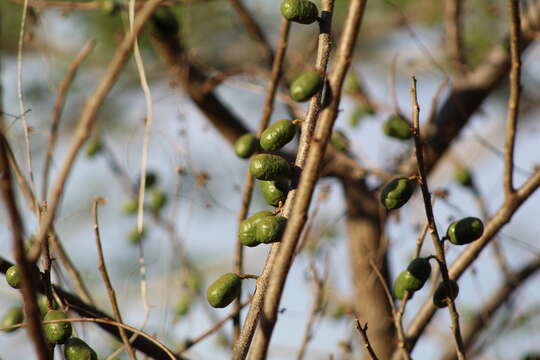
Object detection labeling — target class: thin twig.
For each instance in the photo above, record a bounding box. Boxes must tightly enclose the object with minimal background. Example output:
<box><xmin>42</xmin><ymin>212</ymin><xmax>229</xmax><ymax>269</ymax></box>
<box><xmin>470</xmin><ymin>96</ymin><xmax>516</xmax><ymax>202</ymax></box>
<box><xmin>92</xmin><ymin>198</ymin><xmax>137</xmax><ymax>360</ymax></box>
<box><xmin>354</xmin><ymin>320</ymin><xmax>380</xmax><ymax>360</ymax></box>
<box><xmin>444</xmin><ymin>0</ymin><xmax>466</xmax><ymax>74</ymax></box>
<box><xmin>503</xmin><ymin>0</ymin><xmax>522</xmax><ymax>197</ymax></box>
<box><xmin>410</xmin><ymin>76</ymin><xmax>466</xmax><ymax>360</ymax></box>
<box><xmin>42</xmin><ymin>39</ymin><xmax>96</xmax><ymax>199</ymax></box>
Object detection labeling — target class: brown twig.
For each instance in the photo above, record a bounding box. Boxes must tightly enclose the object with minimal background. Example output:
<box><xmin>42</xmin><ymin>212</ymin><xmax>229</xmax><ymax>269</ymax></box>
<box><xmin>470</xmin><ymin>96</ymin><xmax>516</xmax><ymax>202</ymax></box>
<box><xmin>42</xmin><ymin>39</ymin><xmax>96</xmax><ymax>199</ymax></box>
<box><xmin>503</xmin><ymin>0</ymin><xmax>522</xmax><ymax>197</ymax></box>
<box><xmin>8</xmin><ymin>0</ymin><xmax>210</xmax><ymax>10</ymax></box>
<box><xmin>31</xmin><ymin>0</ymin><xmax>165</xmax><ymax>259</ymax></box>
<box><xmin>410</xmin><ymin>76</ymin><xmax>466</xmax><ymax>360</ymax></box>
<box><xmin>355</xmin><ymin>320</ymin><xmax>380</xmax><ymax>360</ymax></box>
<box><xmin>92</xmin><ymin>198</ymin><xmax>137</xmax><ymax>360</ymax></box>
<box><xmin>414</xmin><ymin>220</ymin><xmax>429</xmax><ymax>258</ymax></box>
<box><xmin>444</xmin><ymin>0</ymin><xmax>466</xmax><ymax>75</ymax></box>
<box><xmin>249</xmin><ymin>1</ymin><xmax>368</xmax><ymax>358</ymax></box>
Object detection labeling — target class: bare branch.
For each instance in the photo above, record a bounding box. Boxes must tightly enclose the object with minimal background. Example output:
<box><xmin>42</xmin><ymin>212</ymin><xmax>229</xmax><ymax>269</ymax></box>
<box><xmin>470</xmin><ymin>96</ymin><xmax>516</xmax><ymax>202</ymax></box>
<box><xmin>355</xmin><ymin>320</ymin><xmax>380</xmax><ymax>360</ymax></box>
<box><xmin>444</xmin><ymin>0</ymin><xmax>466</xmax><ymax>74</ymax></box>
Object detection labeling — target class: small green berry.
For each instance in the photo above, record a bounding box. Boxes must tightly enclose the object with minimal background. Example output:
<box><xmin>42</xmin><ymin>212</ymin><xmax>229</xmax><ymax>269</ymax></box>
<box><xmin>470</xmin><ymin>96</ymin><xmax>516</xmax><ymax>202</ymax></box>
<box><xmin>290</xmin><ymin>71</ymin><xmax>323</xmax><ymax>102</ymax></box>
<box><xmin>64</xmin><ymin>337</ymin><xmax>98</xmax><ymax>360</ymax></box>
<box><xmin>446</xmin><ymin>217</ymin><xmax>484</xmax><ymax>245</ymax></box>
<box><xmin>234</xmin><ymin>134</ymin><xmax>259</xmax><ymax>159</ymax></box>
<box><xmin>206</xmin><ymin>273</ymin><xmax>241</xmax><ymax>308</ymax></box>
<box><xmin>280</xmin><ymin>0</ymin><xmax>319</xmax><ymax>24</ymax></box>
<box><xmin>6</xmin><ymin>265</ymin><xmax>21</xmax><ymax>289</ymax></box>
<box><xmin>383</xmin><ymin>115</ymin><xmax>412</xmax><ymax>140</ymax></box>
<box><xmin>454</xmin><ymin>167</ymin><xmax>473</xmax><ymax>187</ymax></box>
<box><xmin>380</xmin><ymin>177</ymin><xmax>415</xmax><ymax>210</ymax></box>
<box><xmin>43</xmin><ymin>310</ymin><xmax>72</xmax><ymax>344</ymax></box>
<box><xmin>85</xmin><ymin>139</ymin><xmax>103</xmax><ymax>158</ymax></box>
<box><xmin>433</xmin><ymin>280</ymin><xmax>459</xmax><ymax>308</ymax></box>
<box><xmin>1</xmin><ymin>306</ymin><xmax>24</xmax><ymax>333</ymax></box>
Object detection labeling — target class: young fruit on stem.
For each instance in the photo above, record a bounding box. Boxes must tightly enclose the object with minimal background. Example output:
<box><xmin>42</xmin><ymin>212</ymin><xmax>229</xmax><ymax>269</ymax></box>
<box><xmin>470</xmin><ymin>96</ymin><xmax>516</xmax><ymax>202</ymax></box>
<box><xmin>64</xmin><ymin>337</ymin><xmax>98</xmax><ymax>360</ymax></box>
<box><xmin>148</xmin><ymin>188</ymin><xmax>167</xmax><ymax>213</ymax></box>
<box><xmin>349</xmin><ymin>106</ymin><xmax>374</xmax><ymax>127</ymax></box>
<box><xmin>260</xmin><ymin>119</ymin><xmax>298</xmax><ymax>152</ymax></box>
<box><xmin>383</xmin><ymin>114</ymin><xmax>412</xmax><ymax>140</ymax></box>
<box><xmin>234</xmin><ymin>133</ymin><xmax>259</xmax><ymax>159</ymax></box>
<box><xmin>393</xmin><ymin>258</ymin><xmax>432</xmax><ymax>299</ymax></box>
<box><xmin>175</xmin><ymin>294</ymin><xmax>192</xmax><ymax>317</ymax></box>
<box><xmin>380</xmin><ymin>177</ymin><xmax>415</xmax><ymax>210</ymax></box>
<box><xmin>454</xmin><ymin>167</ymin><xmax>474</xmax><ymax>187</ymax></box>
<box><xmin>43</xmin><ymin>310</ymin><xmax>72</xmax><ymax>344</ymax></box>
<box><xmin>259</xmin><ymin>179</ymin><xmax>290</xmax><ymax>207</ymax></box>
<box><xmin>446</xmin><ymin>217</ymin><xmax>484</xmax><ymax>245</ymax></box>
<box><xmin>330</xmin><ymin>130</ymin><xmax>351</xmax><ymax>153</ymax></box>
<box><xmin>239</xmin><ymin>211</ymin><xmax>274</xmax><ymax>247</ymax></box>
<box><xmin>290</xmin><ymin>70</ymin><xmax>323</xmax><ymax>102</ymax></box>
<box><xmin>249</xmin><ymin>154</ymin><xmax>291</xmax><ymax>181</ymax></box>
<box><xmin>5</xmin><ymin>265</ymin><xmax>21</xmax><ymax>289</ymax></box>
<box><xmin>255</xmin><ymin>215</ymin><xmax>287</xmax><ymax>244</ymax></box>
<box><xmin>1</xmin><ymin>306</ymin><xmax>24</xmax><ymax>333</ymax></box>
<box><xmin>433</xmin><ymin>280</ymin><xmax>460</xmax><ymax>308</ymax></box>
<box><xmin>206</xmin><ymin>273</ymin><xmax>242</xmax><ymax>308</ymax></box>
<box><xmin>280</xmin><ymin>0</ymin><xmax>319</xmax><ymax>24</ymax></box>
<box><xmin>85</xmin><ymin>139</ymin><xmax>103</xmax><ymax>158</ymax></box>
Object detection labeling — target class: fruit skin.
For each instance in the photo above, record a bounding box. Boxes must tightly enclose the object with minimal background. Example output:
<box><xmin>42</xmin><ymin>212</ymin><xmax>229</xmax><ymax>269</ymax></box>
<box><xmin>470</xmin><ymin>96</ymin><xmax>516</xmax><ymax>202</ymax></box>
<box><xmin>383</xmin><ymin>115</ymin><xmax>412</xmax><ymax>140</ymax></box>
<box><xmin>238</xmin><ymin>211</ymin><xmax>274</xmax><ymax>247</ymax></box>
<box><xmin>393</xmin><ymin>271</ymin><xmax>418</xmax><ymax>300</ymax></box>
<box><xmin>380</xmin><ymin>177</ymin><xmax>415</xmax><ymax>210</ymax></box>
<box><xmin>290</xmin><ymin>71</ymin><xmax>323</xmax><ymax>102</ymax></box>
<box><xmin>6</xmin><ymin>265</ymin><xmax>21</xmax><ymax>289</ymax></box>
<box><xmin>249</xmin><ymin>154</ymin><xmax>291</xmax><ymax>181</ymax></box>
<box><xmin>349</xmin><ymin>106</ymin><xmax>374</xmax><ymax>127</ymax></box>
<box><xmin>122</xmin><ymin>199</ymin><xmax>138</xmax><ymax>215</ymax></box>
<box><xmin>148</xmin><ymin>188</ymin><xmax>167</xmax><ymax>213</ymax></box>
<box><xmin>406</xmin><ymin>258</ymin><xmax>431</xmax><ymax>284</ymax></box>
<box><xmin>64</xmin><ymin>337</ymin><xmax>98</xmax><ymax>360</ymax></box>
<box><xmin>38</xmin><ymin>296</ymin><xmax>59</xmax><ymax>317</ymax></box>
<box><xmin>206</xmin><ymin>273</ymin><xmax>242</xmax><ymax>308</ymax></box>
<box><xmin>447</xmin><ymin>217</ymin><xmax>484</xmax><ymax>245</ymax></box>
<box><xmin>280</xmin><ymin>0</ymin><xmax>318</xmax><ymax>24</ymax></box>
<box><xmin>433</xmin><ymin>280</ymin><xmax>459</xmax><ymax>308</ymax></box>
<box><xmin>454</xmin><ymin>167</ymin><xmax>473</xmax><ymax>187</ymax></box>
<box><xmin>255</xmin><ymin>216</ymin><xmax>287</xmax><ymax>244</ymax></box>
<box><xmin>128</xmin><ymin>227</ymin><xmax>146</xmax><ymax>245</ymax></box>
<box><xmin>1</xmin><ymin>306</ymin><xmax>24</xmax><ymax>333</ymax></box>
<box><xmin>259</xmin><ymin>179</ymin><xmax>290</xmax><ymax>207</ymax></box>
<box><xmin>85</xmin><ymin>140</ymin><xmax>103</xmax><ymax>158</ymax></box>
<box><xmin>260</xmin><ymin>120</ymin><xmax>297</xmax><ymax>152</ymax></box>
<box><xmin>175</xmin><ymin>294</ymin><xmax>192</xmax><ymax>317</ymax></box>
<box><xmin>234</xmin><ymin>133</ymin><xmax>259</xmax><ymax>159</ymax></box>
<box><xmin>43</xmin><ymin>310</ymin><xmax>72</xmax><ymax>344</ymax></box>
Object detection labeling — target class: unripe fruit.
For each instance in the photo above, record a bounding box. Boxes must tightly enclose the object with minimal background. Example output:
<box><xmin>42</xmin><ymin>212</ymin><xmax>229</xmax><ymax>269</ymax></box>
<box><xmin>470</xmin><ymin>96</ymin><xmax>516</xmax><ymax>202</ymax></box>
<box><xmin>344</xmin><ymin>70</ymin><xmax>361</xmax><ymax>94</ymax></box>
<box><xmin>260</xmin><ymin>119</ymin><xmax>297</xmax><ymax>152</ymax></box>
<box><xmin>446</xmin><ymin>217</ymin><xmax>484</xmax><ymax>245</ymax></box>
<box><xmin>454</xmin><ymin>167</ymin><xmax>473</xmax><ymax>187</ymax></box>
<box><xmin>136</xmin><ymin>172</ymin><xmax>158</xmax><ymax>190</ymax></box>
<box><xmin>280</xmin><ymin>0</ymin><xmax>318</xmax><ymax>24</ymax></box>
<box><xmin>249</xmin><ymin>154</ymin><xmax>291</xmax><ymax>181</ymax></box>
<box><xmin>43</xmin><ymin>310</ymin><xmax>72</xmax><ymax>344</ymax></box>
<box><xmin>406</xmin><ymin>258</ymin><xmax>431</xmax><ymax>284</ymax></box>
<box><xmin>255</xmin><ymin>216</ymin><xmax>287</xmax><ymax>244</ymax></box>
<box><xmin>433</xmin><ymin>280</ymin><xmax>459</xmax><ymax>308</ymax></box>
<box><xmin>206</xmin><ymin>273</ymin><xmax>241</xmax><ymax>308</ymax></box>
<box><xmin>185</xmin><ymin>271</ymin><xmax>203</xmax><ymax>294</ymax></box>
<box><xmin>38</xmin><ymin>296</ymin><xmax>59</xmax><ymax>317</ymax></box>
<box><xmin>1</xmin><ymin>306</ymin><xmax>23</xmax><ymax>333</ymax></box>
<box><xmin>330</xmin><ymin>130</ymin><xmax>350</xmax><ymax>153</ymax></box>
<box><xmin>85</xmin><ymin>139</ymin><xmax>103</xmax><ymax>158</ymax></box>
<box><xmin>149</xmin><ymin>188</ymin><xmax>167</xmax><ymax>213</ymax></box>
<box><xmin>122</xmin><ymin>199</ymin><xmax>138</xmax><ymax>215</ymax></box>
<box><xmin>383</xmin><ymin>115</ymin><xmax>412</xmax><ymax>140</ymax></box>
<box><xmin>234</xmin><ymin>134</ymin><xmax>259</xmax><ymax>159</ymax></box>
<box><xmin>393</xmin><ymin>271</ymin><xmax>418</xmax><ymax>300</ymax></box>
<box><xmin>64</xmin><ymin>337</ymin><xmax>98</xmax><ymax>360</ymax></box>
<box><xmin>128</xmin><ymin>227</ymin><xmax>145</xmax><ymax>245</ymax></box>
<box><xmin>6</xmin><ymin>265</ymin><xmax>21</xmax><ymax>289</ymax></box>
<box><xmin>380</xmin><ymin>177</ymin><xmax>415</xmax><ymax>210</ymax></box>
<box><xmin>349</xmin><ymin>106</ymin><xmax>374</xmax><ymax>127</ymax></box>
<box><xmin>290</xmin><ymin>71</ymin><xmax>323</xmax><ymax>102</ymax></box>
<box><xmin>259</xmin><ymin>179</ymin><xmax>290</xmax><ymax>207</ymax></box>
<box><xmin>175</xmin><ymin>294</ymin><xmax>191</xmax><ymax>317</ymax></box>
<box><xmin>238</xmin><ymin>211</ymin><xmax>273</xmax><ymax>247</ymax></box>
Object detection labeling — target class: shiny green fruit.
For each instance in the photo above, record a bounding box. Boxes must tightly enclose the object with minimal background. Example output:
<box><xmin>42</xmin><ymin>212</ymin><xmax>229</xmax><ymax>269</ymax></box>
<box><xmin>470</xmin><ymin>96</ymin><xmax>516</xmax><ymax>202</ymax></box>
<box><xmin>249</xmin><ymin>154</ymin><xmax>291</xmax><ymax>181</ymax></box>
<box><xmin>393</xmin><ymin>271</ymin><xmax>417</xmax><ymax>300</ymax></box>
<box><xmin>260</xmin><ymin>119</ymin><xmax>297</xmax><ymax>152</ymax></box>
<box><xmin>152</xmin><ymin>7</ymin><xmax>180</xmax><ymax>35</ymax></box>
<box><xmin>85</xmin><ymin>139</ymin><xmax>103</xmax><ymax>158</ymax></box>
<box><xmin>6</xmin><ymin>265</ymin><xmax>21</xmax><ymax>289</ymax></box>
<box><xmin>1</xmin><ymin>306</ymin><xmax>23</xmax><ymax>333</ymax></box>
<box><xmin>239</xmin><ymin>211</ymin><xmax>274</xmax><ymax>247</ymax></box>
<box><xmin>447</xmin><ymin>217</ymin><xmax>484</xmax><ymax>245</ymax></box>
<box><xmin>290</xmin><ymin>71</ymin><xmax>323</xmax><ymax>102</ymax></box>
<box><xmin>280</xmin><ymin>0</ymin><xmax>318</xmax><ymax>24</ymax></box>
<box><xmin>380</xmin><ymin>177</ymin><xmax>415</xmax><ymax>210</ymax></box>
<box><xmin>259</xmin><ymin>179</ymin><xmax>290</xmax><ymax>207</ymax></box>
<box><xmin>454</xmin><ymin>167</ymin><xmax>473</xmax><ymax>187</ymax></box>
<box><xmin>383</xmin><ymin>115</ymin><xmax>412</xmax><ymax>140</ymax></box>
<box><xmin>234</xmin><ymin>134</ymin><xmax>259</xmax><ymax>159</ymax></box>
<box><xmin>255</xmin><ymin>216</ymin><xmax>287</xmax><ymax>244</ymax></box>
<box><xmin>43</xmin><ymin>310</ymin><xmax>72</xmax><ymax>344</ymax></box>
<box><xmin>330</xmin><ymin>130</ymin><xmax>350</xmax><ymax>153</ymax></box>
<box><xmin>433</xmin><ymin>280</ymin><xmax>459</xmax><ymax>308</ymax></box>
<box><xmin>175</xmin><ymin>294</ymin><xmax>191</xmax><ymax>317</ymax></box>
<box><xmin>406</xmin><ymin>258</ymin><xmax>431</xmax><ymax>284</ymax></box>
<box><xmin>64</xmin><ymin>337</ymin><xmax>98</xmax><ymax>360</ymax></box>
<box><xmin>206</xmin><ymin>273</ymin><xmax>241</xmax><ymax>308</ymax></box>
<box><xmin>38</xmin><ymin>296</ymin><xmax>59</xmax><ymax>317</ymax></box>
<box><xmin>122</xmin><ymin>199</ymin><xmax>138</xmax><ymax>215</ymax></box>
<box><xmin>149</xmin><ymin>188</ymin><xmax>167</xmax><ymax>213</ymax></box>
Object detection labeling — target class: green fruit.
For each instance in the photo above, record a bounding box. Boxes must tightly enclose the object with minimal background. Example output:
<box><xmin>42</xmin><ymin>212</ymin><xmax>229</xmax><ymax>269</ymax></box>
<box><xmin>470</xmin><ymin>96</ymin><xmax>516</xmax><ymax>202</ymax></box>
<box><xmin>100</xmin><ymin>0</ymin><xmax>118</xmax><ymax>15</ymax></box>
<box><xmin>64</xmin><ymin>337</ymin><xmax>98</xmax><ymax>360</ymax></box>
<box><xmin>137</xmin><ymin>172</ymin><xmax>158</xmax><ymax>190</ymax></box>
<box><xmin>260</xmin><ymin>119</ymin><xmax>297</xmax><ymax>152</ymax></box>
<box><xmin>128</xmin><ymin>227</ymin><xmax>146</xmax><ymax>245</ymax></box>
<box><xmin>238</xmin><ymin>211</ymin><xmax>274</xmax><ymax>247</ymax></box>
<box><xmin>255</xmin><ymin>216</ymin><xmax>287</xmax><ymax>244</ymax></box>
<box><xmin>447</xmin><ymin>217</ymin><xmax>484</xmax><ymax>245</ymax></box>
<box><xmin>330</xmin><ymin>304</ymin><xmax>346</xmax><ymax>320</ymax></box>
<box><xmin>206</xmin><ymin>273</ymin><xmax>242</xmax><ymax>308</ymax></box>
<box><xmin>454</xmin><ymin>167</ymin><xmax>473</xmax><ymax>187</ymax></box>
<box><xmin>234</xmin><ymin>133</ymin><xmax>259</xmax><ymax>159</ymax></box>
<box><xmin>383</xmin><ymin>115</ymin><xmax>412</xmax><ymax>140</ymax></box>
<box><xmin>290</xmin><ymin>71</ymin><xmax>323</xmax><ymax>102</ymax></box>
<box><xmin>1</xmin><ymin>306</ymin><xmax>24</xmax><ymax>333</ymax></box>
<box><xmin>149</xmin><ymin>188</ymin><xmax>167</xmax><ymax>213</ymax></box>
<box><xmin>38</xmin><ymin>296</ymin><xmax>59</xmax><ymax>317</ymax></box>
<box><xmin>43</xmin><ymin>310</ymin><xmax>72</xmax><ymax>344</ymax></box>
<box><xmin>349</xmin><ymin>106</ymin><xmax>374</xmax><ymax>127</ymax></box>
<box><xmin>330</xmin><ymin>130</ymin><xmax>350</xmax><ymax>153</ymax></box>
<box><xmin>393</xmin><ymin>271</ymin><xmax>417</xmax><ymax>300</ymax></box>
<box><xmin>344</xmin><ymin>70</ymin><xmax>361</xmax><ymax>94</ymax></box>
<box><xmin>259</xmin><ymin>179</ymin><xmax>290</xmax><ymax>207</ymax></box>
<box><xmin>122</xmin><ymin>199</ymin><xmax>138</xmax><ymax>215</ymax></box>
<box><xmin>406</xmin><ymin>258</ymin><xmax>431</xmax><ymax>284</ymax></box>
<box><xmin>185</xmin><ymin>271</ymin><xmax>203</xmax><ymax>294</ymax></box>
<box><xmin>175</xmin><ymin>294</ymin><xmax>191</xmax><ymax>317</ymax></box>
<box><xmin>433</xmin><ymin>280</ymin><xmax>459</xmax><ymax>308</ymax></box>
<box><xmin>249</xmin><ymin>154</ymin><xmax>291</xmax><ymax>181</ymax></box>
<box><xmin>380</xmin><ymin>177</ymin><xmax>415</xmax><ymax>210</ymax></box>
<box><xmin>6</xmin><ymin>265</ymin><xmax>21</xmax><ymax>289</ymax></box>
<box><xmin>280</xmin><ymin>0</ymin><xmax>318</xmax><ymax>24</ymax></box>
<box><xmin>152</xmin><ymin>7</ymin><xmax>180</xmax><ymax>35</ymax></box>
<box><xmin>85</xmin><ymin>139</ymin><xmax>103</xmax><ymax>158</ymax></box>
